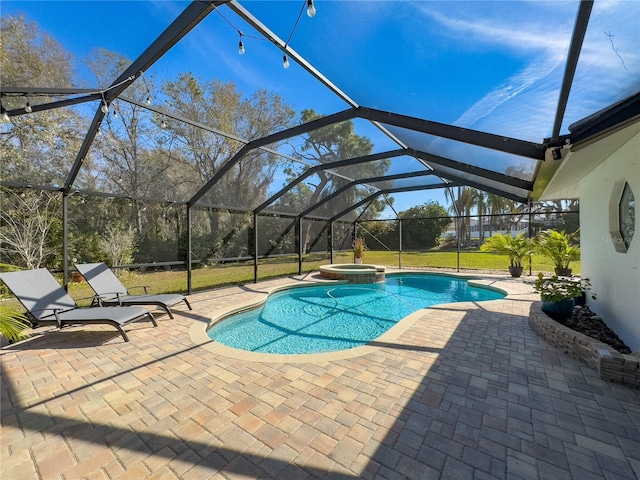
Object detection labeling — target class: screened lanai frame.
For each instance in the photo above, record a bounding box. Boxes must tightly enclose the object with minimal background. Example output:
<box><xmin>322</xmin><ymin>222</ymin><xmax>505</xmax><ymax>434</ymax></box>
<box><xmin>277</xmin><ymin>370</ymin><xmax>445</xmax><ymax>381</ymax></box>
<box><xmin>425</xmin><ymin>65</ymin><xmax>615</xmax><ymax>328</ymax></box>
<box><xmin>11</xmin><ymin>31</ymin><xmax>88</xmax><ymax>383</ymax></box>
<box><xmin>1</xmin><ymin>0</ymin><xmax>639</xmax><ymax>291</ymax></box>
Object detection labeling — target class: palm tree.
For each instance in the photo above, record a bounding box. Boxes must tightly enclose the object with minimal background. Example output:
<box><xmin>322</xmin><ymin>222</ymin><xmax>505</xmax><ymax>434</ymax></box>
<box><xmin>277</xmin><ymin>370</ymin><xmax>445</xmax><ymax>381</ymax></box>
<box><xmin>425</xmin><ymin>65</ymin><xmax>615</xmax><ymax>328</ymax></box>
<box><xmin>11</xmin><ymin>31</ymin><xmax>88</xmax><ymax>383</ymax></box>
<box><xmin>486</xmin><ymin>194</ymin><xmax>518</xmax><ymax>233</ymax></box>
<box><xmin>471</xmin><ymin>189</ymin><xmax>487</xmax><ymax>242</ymax></box>
<box><xmin>446</xmin><ymin>187</ymin><xmax>474</xmax><ymax>246</ymax></box>
<box><xmin>486</xmin><ymin>193</ymin><xmax>505</xmax><ymax>235</ymax></box>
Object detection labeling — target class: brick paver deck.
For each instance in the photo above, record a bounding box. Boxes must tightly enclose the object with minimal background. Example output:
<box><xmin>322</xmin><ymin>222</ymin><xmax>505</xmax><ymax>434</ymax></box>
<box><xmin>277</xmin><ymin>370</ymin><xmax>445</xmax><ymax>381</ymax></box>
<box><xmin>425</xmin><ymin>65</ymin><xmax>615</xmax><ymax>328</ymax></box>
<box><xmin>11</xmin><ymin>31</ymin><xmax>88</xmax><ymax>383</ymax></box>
<box><xmin>2</xmin><ymin>272</ymin><xmax>639</xmax><ymax>479</ymax></box>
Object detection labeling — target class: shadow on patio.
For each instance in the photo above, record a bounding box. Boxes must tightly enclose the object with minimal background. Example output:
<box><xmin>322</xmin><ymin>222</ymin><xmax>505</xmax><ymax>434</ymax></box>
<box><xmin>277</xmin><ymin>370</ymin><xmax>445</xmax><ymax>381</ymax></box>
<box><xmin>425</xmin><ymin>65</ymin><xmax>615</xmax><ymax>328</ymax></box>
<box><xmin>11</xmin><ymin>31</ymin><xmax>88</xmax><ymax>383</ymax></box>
<box><xmin>2</xmin><ymin>280</ymin><xmax>640</xmax><ymax>479</ymax></box>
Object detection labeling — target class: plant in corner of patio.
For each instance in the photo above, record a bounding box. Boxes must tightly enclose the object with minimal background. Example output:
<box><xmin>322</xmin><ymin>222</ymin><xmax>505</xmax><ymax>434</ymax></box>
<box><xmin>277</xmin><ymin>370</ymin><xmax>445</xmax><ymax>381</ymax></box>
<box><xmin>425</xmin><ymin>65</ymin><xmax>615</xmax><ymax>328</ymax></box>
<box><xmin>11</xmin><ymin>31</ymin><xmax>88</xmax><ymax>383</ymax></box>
<box><xmin>479</xmin><ymin>232</ymin><xmax>534</xmax><ymax>278</ymax></box>
<box><xmin>533</xmin><ymin>272</ymin><xmax>596</xmax><ymax>321</ymax></box>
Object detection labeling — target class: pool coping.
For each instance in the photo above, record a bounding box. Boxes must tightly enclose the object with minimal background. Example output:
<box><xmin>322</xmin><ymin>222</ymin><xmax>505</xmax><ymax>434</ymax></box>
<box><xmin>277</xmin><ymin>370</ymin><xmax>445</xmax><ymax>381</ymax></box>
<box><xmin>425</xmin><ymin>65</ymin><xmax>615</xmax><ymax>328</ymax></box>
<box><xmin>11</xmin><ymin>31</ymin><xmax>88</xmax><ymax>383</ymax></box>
<box><xmin>189</xmin><ymin>270</ymin><xmax>512</xmax><ymax>363</ymax></box>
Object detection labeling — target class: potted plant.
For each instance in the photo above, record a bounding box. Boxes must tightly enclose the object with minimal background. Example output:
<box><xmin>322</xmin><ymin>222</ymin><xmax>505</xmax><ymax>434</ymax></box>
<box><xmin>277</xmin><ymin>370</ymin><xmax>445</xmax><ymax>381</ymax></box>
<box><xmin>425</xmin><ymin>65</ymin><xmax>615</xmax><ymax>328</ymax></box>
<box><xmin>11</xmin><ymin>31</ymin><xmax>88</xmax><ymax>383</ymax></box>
<box><xmin>533</xmin><ymin>272</ymin><xmax>595</xmax><ymax>321</ymax></box>
<box><xmin>480</xmin><ymin>232</ymin><xmax>534</xmax><ymax>277</ymax></box>
<box><xmin>352</xmin><ymin>237</ymin><xmax>366</xmax><ymax>264</ymax></box>
<box><xmin>535</xmin><ymin>229</ymin><xmax>580</xmax><ymax>276</ymax></box>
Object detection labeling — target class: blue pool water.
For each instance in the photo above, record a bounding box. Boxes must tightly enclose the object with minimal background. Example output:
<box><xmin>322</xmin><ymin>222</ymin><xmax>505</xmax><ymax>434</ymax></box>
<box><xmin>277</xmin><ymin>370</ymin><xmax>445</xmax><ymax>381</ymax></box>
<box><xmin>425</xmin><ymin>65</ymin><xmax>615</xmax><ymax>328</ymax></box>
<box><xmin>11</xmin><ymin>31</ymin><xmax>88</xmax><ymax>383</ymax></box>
<box><xmin>207</xmin><ymin>274</ymin><xmax>504</xmax><ymax>354</ymax></box>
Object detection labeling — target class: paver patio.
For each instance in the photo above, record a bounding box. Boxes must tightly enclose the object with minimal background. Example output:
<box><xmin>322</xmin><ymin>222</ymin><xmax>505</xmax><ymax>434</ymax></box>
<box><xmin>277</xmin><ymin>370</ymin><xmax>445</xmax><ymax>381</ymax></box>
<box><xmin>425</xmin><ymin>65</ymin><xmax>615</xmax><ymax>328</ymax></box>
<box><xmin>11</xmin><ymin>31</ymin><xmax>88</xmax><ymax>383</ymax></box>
<box><xmin>2</xmin><ymin>272</ymin><xmax>639</xmax><ymax>479</ymax></box>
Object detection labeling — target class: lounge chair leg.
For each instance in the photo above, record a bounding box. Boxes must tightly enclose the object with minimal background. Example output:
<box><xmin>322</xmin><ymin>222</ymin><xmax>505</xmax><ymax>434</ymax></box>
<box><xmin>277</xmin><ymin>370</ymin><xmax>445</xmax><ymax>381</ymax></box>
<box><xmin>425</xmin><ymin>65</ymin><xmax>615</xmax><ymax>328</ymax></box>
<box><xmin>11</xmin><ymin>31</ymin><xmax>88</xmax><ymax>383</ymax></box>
<box><xmin>148</xmin><ymin>313</ymin><xmax>157</xmax><ymax>327</ymax></box>
<box><xmin>184</xmin><ymin>298</ymin><xmax>192</xmax><ymax>310</ymax></box>
<box><xmin>116</xmin><ymin>326</ymin><xmax>130</xmax><ymax>342</ymax></box>
<box><xmin>164</xmin><ymin>307</ymin><xmax>174</xmax><ymax>319</ymax></box>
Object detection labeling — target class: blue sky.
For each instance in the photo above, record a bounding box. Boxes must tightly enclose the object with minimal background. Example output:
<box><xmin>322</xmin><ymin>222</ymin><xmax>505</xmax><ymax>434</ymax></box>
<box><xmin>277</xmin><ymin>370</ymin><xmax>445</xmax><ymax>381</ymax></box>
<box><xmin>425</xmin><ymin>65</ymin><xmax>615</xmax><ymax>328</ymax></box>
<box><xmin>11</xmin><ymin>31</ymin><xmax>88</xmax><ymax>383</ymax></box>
<box><xmin>3</xmin><ymin>1</ymin><xmax>639</xmax><ymax>216</ymax></box>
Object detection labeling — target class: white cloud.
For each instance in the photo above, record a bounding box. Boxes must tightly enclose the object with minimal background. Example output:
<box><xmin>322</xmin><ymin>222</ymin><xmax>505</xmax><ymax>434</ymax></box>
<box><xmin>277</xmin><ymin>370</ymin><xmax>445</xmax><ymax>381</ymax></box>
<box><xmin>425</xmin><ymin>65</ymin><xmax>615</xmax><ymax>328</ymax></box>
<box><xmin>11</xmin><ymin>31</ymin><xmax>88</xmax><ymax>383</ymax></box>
<box><xmin>455</xmin><ymin>54</ymin><xmax>563</xmax><ymax>136</ymax></box>
<box><xmin>417</xmin><ymin>6</ymin><xmax>572</xmax><ymax>55</ymax></box>
<box><xmin>418</xmin><ymin>2</ymin><xmax>639</xmax><ymax>140</ymax></box>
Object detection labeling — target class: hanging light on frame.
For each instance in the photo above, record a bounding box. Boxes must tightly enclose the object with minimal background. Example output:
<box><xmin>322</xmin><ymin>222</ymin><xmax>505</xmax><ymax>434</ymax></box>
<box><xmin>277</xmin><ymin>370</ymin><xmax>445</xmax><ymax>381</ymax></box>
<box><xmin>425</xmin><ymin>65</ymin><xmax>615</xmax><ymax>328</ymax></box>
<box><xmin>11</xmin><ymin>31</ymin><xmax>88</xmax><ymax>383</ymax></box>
<box><xmin>307</xmin><ymin>0</ymin><xmax>316</xmax><ymax>17</ymax></box>
<box><xmin>100</xmin><ymin>95</ymin><xmax>109</xmax><ymax>114</ymax></box>
<box><xmin>238</xmin><ymin>32</ymin><xmax>245</xmax><ymax>55</ymax></box>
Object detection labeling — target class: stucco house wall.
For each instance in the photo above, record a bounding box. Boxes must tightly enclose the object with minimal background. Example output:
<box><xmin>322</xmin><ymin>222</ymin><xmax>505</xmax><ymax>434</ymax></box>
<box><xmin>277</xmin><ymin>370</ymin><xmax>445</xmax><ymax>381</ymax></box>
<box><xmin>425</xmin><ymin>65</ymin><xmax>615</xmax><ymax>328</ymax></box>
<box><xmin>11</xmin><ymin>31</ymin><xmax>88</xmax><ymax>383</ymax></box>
<box><xmin>579</xmin><ymin>131</ymin><xmax>639</xmax><ymax>352</ymax></box>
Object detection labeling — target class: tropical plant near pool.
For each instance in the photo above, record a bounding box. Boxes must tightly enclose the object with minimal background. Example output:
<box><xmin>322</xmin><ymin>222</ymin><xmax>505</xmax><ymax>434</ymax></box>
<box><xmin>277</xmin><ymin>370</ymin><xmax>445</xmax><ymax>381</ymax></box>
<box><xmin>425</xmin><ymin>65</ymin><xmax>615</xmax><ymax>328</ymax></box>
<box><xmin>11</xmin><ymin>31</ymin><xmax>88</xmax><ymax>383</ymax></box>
<box><xmin>480</xmin><ymin>232</ymin><xmax>534</xmax><ymax>276</ymax></box>
<box><xmin>0</xmin><ymin>304</ymin><xmax>31</xmax><ymax>343</ymax></box>
<box><xmin>535</xmin><ymin>229</ymin><xmax>580</xmax><ymax>275</ymax></box>
<box><xmin>0</xmin><ymin>264</ymin><xmax>31</xmax><ymax>342</ymax></box>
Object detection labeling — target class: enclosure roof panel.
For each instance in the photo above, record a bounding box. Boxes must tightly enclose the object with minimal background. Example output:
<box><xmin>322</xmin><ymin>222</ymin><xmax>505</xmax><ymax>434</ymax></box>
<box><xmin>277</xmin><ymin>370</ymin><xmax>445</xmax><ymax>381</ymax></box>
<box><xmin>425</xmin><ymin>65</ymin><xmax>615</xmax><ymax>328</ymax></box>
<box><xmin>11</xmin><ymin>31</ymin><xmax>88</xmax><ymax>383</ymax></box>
<box><xmin>1</xmin><ymin>0</ymin><xmax>638</xmax><ymax>215</ymax></box>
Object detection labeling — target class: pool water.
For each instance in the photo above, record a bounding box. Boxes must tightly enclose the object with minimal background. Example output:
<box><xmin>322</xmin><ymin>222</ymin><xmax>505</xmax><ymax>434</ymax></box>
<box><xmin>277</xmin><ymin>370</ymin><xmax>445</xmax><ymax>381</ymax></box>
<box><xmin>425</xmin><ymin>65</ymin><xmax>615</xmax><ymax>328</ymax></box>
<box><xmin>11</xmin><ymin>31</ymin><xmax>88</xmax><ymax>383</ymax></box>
<box><xmin>207</xmin><ymin>274</ymin><xmax>504</xmax><ymax>354</ymax></box>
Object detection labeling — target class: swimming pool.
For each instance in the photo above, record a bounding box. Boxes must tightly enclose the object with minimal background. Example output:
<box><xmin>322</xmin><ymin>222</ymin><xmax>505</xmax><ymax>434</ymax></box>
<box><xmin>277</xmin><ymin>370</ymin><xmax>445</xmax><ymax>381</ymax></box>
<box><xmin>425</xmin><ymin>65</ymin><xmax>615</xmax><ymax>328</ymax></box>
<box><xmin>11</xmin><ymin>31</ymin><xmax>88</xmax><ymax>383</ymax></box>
<box><xmin>207</xmin><ymin>274</ymin><xmax>504</xmax><ymax>354</ymax></box>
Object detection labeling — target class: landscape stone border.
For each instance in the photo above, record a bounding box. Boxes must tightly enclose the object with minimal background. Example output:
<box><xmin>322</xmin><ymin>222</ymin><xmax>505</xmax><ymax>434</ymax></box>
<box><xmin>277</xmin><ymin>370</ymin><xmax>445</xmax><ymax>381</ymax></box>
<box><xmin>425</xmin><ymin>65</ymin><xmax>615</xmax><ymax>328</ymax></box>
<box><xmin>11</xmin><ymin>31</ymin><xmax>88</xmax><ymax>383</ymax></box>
<box><xmin>529</xmin><ymin>302</ymin><xmax>640</xmax><ymax>388</ymax></box>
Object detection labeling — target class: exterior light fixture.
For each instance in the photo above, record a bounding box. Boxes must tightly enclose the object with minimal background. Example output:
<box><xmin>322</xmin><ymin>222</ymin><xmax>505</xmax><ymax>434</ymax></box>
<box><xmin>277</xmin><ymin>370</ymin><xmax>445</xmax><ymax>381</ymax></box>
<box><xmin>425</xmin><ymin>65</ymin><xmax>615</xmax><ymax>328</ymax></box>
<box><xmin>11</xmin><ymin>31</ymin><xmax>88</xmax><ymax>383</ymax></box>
<box><xmin>161</xmin><ymin>116</ymin><xmax>167</xmax><ymax>129</ymax></box>
<box><xmin>100</xmin><ymin>100</ymin><xmax>109</xmax><ymax>114</ymax></box>
<box><xmin>145</xmin><ymin>95</ymin><xmax>151</xmax><ymax>105</ymax></box>
<box><xmin>113</xmin><ymin>108</ymin><xmax>118</xmax><ymax>120</ymax></box>
<box><xmin>307</xmin><ymin>0</ymin><xmax>316</xmax><ymax>17</ymax></box>
<box><xmin>551</xmin><ymin>147</ymin><xmax>562</xmax><ymax>161</ymax></box>
<box><xmin>0</xmin><ymin>105</ymin><xmax>10</xmax><ymax>123</ymax></box>
<box><xmin>25</xmin><ymin>100</ymin><xmax>32</xmax><ymax>113</ymax></box>
<box><xmin>283</xmin><ymin>54</ymin><xmax>290</xmax><ymax>69</ymax></box>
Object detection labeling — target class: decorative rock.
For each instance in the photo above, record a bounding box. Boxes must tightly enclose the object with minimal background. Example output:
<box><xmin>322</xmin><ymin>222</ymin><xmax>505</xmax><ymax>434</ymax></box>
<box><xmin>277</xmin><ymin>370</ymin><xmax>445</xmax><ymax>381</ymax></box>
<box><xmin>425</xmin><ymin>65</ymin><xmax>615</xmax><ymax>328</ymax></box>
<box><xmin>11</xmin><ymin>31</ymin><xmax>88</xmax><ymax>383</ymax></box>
<box><xmin>562</xmin><ymin>305</ymin><xmax>632</xmax><ymax>354</ymax></box>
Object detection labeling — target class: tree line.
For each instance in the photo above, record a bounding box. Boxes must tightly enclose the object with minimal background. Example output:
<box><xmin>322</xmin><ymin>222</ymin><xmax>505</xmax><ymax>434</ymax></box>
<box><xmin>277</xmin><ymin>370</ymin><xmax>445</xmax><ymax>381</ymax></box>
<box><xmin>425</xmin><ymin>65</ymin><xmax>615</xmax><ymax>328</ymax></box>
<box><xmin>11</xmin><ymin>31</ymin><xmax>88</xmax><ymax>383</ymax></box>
<box><xmin>0</xmin><ymin>15</ymin><xmax>391</xmax><ymax>269</ymax></box>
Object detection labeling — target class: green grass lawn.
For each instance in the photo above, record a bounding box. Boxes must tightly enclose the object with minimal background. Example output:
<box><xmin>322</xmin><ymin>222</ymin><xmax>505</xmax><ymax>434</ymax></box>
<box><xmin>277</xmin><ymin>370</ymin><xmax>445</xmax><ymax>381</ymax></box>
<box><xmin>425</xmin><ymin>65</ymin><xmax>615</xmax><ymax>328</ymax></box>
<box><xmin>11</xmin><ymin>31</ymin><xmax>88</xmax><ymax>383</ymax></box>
<box><xmin>61</xmin><ymin>249</ymin><xmax>579</xmax><ymax>300</ymax></box>
<box><xmin>0</xmin><ymin>250</ymin><xmax>580</xmax><ymax>327</ymax></box>
<box><xmin>1</xmin><ymin>250</ymin><xmax>580</xmax><ymax>311</ymax></box>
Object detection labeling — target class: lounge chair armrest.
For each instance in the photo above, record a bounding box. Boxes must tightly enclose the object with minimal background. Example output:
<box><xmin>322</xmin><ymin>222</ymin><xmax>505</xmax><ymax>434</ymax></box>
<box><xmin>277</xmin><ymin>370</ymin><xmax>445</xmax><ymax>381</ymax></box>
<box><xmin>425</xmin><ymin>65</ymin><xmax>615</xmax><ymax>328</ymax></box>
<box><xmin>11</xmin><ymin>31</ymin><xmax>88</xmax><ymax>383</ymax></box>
<box><xmin>95</xmin><ymin>292</ymin><xmax>125</xmax><ymax>305</ymax></box>
<box><xmin>75</xmin><ymin>295</ymin><xmax>97</xmax><ymax>302</ymax></box>
<box><xmin>91</xmin><ymin>294</ymin><xmax>104</xmax><ymax>307</ymax></box>
<box><xmin>31</xmin><ymin>308</ymin><xmax>69</xmax><ymax>328</ymax></box>
<box><xmin>128</xmin><ymin>285</ymin><xmax>150</xmax><ymax>294</ymax></box>
<box><xmin>74</xmin><ymin>295</ymin><xmax>98</xmax><ymax>307</ymax></box>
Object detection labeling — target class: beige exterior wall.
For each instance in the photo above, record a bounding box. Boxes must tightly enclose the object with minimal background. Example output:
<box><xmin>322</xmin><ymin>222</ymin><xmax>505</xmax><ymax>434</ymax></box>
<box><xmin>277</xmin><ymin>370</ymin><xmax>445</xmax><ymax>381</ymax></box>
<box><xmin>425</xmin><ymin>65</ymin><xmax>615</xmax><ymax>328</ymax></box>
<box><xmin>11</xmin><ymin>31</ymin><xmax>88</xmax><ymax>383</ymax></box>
<box><xmin>579</xmin><ymin>131</ymin><xmax>640</xmax><ymax>351</ymax></box>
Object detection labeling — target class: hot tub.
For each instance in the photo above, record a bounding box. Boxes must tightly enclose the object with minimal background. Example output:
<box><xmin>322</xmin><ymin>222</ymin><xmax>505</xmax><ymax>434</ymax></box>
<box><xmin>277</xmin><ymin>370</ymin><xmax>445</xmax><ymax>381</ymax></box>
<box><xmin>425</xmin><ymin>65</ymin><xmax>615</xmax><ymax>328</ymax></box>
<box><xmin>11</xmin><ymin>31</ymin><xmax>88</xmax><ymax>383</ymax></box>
<box><xmin>318</xmin><ymin>264</ymin><xmax>386</xmax><ymax>283</ymax></box>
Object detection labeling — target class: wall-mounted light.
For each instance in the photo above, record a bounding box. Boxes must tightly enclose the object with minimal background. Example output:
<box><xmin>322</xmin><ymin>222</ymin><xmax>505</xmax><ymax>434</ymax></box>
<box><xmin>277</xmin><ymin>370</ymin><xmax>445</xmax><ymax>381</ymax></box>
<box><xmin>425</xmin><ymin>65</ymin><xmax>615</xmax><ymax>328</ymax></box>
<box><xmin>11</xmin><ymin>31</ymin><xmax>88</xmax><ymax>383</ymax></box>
<box><xmin>551</xmin><ymin>147</ymin><xmax>563</xmax><ymax>161</ymax></box>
